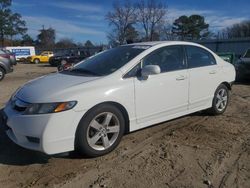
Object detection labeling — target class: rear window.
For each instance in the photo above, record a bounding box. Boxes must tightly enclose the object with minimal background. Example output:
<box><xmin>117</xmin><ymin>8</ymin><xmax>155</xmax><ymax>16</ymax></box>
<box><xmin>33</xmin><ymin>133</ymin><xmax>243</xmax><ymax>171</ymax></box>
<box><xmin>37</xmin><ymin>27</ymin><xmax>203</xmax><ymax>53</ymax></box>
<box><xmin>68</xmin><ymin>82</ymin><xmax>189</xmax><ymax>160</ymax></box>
<box><xmin>0</xmin><ymin>50</ymin><xmax>6</xmax><ymax>55</ymax></box>
<box><xmin>186</xmin><ymin>46</ymin><xmax>216</xmax><ymax>68</ymax></box>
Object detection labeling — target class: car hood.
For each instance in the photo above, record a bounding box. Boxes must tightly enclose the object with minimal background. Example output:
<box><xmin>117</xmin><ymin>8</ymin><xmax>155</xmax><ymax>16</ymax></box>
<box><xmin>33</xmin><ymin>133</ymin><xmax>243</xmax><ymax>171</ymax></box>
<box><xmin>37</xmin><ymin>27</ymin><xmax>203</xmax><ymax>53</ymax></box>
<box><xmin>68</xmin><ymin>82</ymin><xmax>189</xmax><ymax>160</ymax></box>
<box><xmin>241</xmin><ymin>58</ymin><xmax>250</xmax><ymax>63</ymax></box>
<box><xmin>16</xmin><ymin>73</ymin><xmax>100</xmax><ymax>103</ymax></box>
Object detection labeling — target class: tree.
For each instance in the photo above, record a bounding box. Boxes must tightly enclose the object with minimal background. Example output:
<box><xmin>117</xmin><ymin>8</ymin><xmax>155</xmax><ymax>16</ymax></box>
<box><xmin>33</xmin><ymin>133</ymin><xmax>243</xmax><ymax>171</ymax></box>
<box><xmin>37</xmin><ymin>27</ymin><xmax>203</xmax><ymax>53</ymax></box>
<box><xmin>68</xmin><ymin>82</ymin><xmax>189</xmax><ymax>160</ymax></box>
<box><xmin>0</xmin><ymin>0</ymin><xmax>27</xmax><ymax>46</ymax></box>
<box><xmin>221</xmin><ymin>20</ymin><xmax>250</xmax><ymax>39</ymax></box>
<box><xmin>172</xmin><ymin>15</ymin><xmax>209</xmax><ymax>40</ymax></box>
<box><xmin>55</xmin><ymin>38</ymin><xmax>76</xmax><ymax>48</ymax></box>
<box><xmin>137</xmin><ymin>0</ymin><xmax>167</xmax><ymax>41</ymax></box>
<box><xmin>37</xmin><ymin>27</ymin><xmax>55</xmax><ymax>49</ymax></box>
<box><xmin>21</xmin><ymin>34</ymin><xmax>34</xmax><ymax>45</ymax></box>
<box><xmin>84</xmin><ymin>40</ymin><xmax>94</xmax><ymax>47</ymax></box>
<box><xmin>125</xmin><ymin>24</ymin><xmax>138</xmax><ymax>43</ymax></box>
<box><xmin>6</xmin><ymin>13</ymin><xmax>27</xmax><ymax>44</ymax></box>
<box><xmin>106</xmin><ymin>0</ymin><xmax>136</xmax><ymax>45</ymax></box>
<box><xmin>172</xmin><ymin>16</ymin><xmax>190</xmax><ymax>40</ymax></box>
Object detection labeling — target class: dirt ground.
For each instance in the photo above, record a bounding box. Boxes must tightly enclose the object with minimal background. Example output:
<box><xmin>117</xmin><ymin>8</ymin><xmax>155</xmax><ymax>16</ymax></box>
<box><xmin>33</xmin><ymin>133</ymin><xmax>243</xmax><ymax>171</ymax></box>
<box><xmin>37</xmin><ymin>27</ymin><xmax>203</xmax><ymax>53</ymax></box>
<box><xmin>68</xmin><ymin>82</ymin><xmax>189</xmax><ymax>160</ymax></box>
<box><xmin>0</xmin><ymin>64</ymin><xmax>250</xmax><ymax>188</ymax></box>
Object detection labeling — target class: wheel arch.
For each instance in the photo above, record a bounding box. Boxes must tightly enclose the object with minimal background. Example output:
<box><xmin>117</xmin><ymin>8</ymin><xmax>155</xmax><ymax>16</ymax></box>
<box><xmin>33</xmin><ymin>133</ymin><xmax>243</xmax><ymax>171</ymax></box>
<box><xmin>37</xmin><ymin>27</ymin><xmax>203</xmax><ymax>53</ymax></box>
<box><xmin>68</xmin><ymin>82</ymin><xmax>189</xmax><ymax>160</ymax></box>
<box><xmin>220</xmin><ymin>81</ymin><xmax>232</xmax><ymax>91</ymax></box>
<box><xmin>0</xmin><ymin>64</ymin><xmax>6</xmax><ymax>73</ymax></box>
<box><xmin>77</xmin><ymin>101</ymin><xmax>130</xmax><ymax>134</ymax></box>
<box><xmin>74</xmin><ymin>101</ymin><xmax>130</xmax><ymax>151</ymax></box>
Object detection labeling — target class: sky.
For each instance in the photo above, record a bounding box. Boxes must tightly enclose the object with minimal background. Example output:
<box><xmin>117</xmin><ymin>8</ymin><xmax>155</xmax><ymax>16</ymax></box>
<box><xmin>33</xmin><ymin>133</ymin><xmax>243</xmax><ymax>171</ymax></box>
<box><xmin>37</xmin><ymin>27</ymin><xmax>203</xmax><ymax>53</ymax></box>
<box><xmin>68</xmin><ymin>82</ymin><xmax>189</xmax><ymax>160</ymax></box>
<box><xmin>11</xmin><ymin>0</ymin><xmax>250</xmax><ymax>44</ymax></box>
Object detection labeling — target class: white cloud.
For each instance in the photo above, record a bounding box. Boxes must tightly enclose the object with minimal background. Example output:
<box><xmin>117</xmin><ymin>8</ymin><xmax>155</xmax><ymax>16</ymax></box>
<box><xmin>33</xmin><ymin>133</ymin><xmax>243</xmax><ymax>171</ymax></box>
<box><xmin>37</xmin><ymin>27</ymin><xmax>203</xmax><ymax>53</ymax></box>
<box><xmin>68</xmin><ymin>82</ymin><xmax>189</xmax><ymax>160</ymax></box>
<box><xmin>12</xmin><ymin>2</ymin><xmax>35</xmax><ymax>7</ymax></box>
<box><xmin>207</xmin><ymin>16</ymin><xmax>248</xmax><ymax>29</ymax></box>
<box><xmin>23</xmin><ymin>16</ymin><xmax>105</xmax><ymax>40</ymax></box>
<box><xmin>75</xmin><ymin>14</ymin><xmax>104</xmax><ymax>21</ymax></box>
<box><xmin>49</xmin><ymin>2</ymin><xmax>102</xmax><ymax>13</ymax></box>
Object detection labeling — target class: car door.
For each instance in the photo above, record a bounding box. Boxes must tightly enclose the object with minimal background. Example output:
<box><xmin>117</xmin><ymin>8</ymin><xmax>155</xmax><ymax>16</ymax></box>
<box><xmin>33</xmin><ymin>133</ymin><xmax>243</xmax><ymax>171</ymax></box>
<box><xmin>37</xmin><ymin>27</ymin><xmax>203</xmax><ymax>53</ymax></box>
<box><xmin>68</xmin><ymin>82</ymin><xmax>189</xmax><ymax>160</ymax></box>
<box><xmin>40</xmin><ymin>52</ymin><xmax>49</xmax><ymax>62</ymax></box>
<box><xmin>134</xmin><ymin>45</ymin><xmax>189</xmax><ymax>124</ymax></box>
<box><xmin>185</xmin><ymin>45</ymin><xmax>221</xmax><ymax>110</ymax></box>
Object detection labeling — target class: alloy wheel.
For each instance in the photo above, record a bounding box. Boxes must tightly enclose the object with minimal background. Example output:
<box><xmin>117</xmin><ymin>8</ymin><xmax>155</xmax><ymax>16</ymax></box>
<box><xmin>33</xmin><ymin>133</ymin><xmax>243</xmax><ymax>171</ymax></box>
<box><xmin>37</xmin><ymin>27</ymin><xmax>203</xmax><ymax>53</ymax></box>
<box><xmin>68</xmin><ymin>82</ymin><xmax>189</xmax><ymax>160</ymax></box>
<box><xmin>215</xmin><ymin>88</ymin><xmax>228</xmax><ymax>112</ymax></box>
<box><xmin>87</xmin><ymin>112</ymin><xmax>120</xmax><ymax>151</ymax></box>
<box><xmin>0</xmin><ymin>71</ymin><xmax>3</xmax><ymax>80</ymax></box>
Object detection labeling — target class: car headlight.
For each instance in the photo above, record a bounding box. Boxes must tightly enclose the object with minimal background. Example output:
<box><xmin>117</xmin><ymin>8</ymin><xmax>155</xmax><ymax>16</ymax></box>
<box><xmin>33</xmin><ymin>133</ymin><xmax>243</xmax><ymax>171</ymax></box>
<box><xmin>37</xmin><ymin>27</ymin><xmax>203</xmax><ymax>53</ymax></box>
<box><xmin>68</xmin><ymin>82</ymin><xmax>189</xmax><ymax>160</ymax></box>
<box><xmin>24</xmin><ymin>101</ymin><xmax>77</xmax><ymax>115</ymax></box>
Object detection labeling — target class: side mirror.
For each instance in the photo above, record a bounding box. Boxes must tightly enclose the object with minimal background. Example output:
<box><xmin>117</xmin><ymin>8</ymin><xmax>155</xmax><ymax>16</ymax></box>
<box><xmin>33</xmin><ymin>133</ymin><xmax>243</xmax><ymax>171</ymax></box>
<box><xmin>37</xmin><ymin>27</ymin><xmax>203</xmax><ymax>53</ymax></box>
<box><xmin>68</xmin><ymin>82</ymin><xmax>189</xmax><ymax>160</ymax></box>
<box><xmin>141</xmin><ymin>65</ymin><xmax>161</xmax><ymax>80</ymax></box>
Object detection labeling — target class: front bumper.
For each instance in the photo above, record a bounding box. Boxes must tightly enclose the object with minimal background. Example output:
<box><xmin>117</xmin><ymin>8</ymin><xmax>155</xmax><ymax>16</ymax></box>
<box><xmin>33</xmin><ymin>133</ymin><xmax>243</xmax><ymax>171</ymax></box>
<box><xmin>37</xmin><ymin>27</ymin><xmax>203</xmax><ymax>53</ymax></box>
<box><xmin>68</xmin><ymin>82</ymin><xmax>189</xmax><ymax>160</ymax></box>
<box><xmin>2</xmin><ymin>101</ymin><xmax>85</xmax><ymax>154</ymax></box>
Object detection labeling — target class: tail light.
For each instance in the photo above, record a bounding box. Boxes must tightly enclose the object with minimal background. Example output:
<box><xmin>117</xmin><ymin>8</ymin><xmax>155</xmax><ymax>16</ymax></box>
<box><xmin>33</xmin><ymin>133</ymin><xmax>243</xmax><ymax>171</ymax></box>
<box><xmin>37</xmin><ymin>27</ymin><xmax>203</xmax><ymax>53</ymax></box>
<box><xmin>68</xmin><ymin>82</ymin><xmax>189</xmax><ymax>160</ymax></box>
<box><xmin>0</xmin><ymin>54</ymin><xmax>10</xmax><ymax>58</ymax></box>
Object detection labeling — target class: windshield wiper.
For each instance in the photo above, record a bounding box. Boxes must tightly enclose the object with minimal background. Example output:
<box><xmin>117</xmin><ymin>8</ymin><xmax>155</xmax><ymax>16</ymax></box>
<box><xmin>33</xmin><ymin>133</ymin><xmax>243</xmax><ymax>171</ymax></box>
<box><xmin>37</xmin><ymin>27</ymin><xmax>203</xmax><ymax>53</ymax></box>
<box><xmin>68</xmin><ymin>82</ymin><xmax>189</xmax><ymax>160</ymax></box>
<box><xmin>69</xmin><ymin>68</ymin><xmax>101</xmax><ymax>76</ymax></box>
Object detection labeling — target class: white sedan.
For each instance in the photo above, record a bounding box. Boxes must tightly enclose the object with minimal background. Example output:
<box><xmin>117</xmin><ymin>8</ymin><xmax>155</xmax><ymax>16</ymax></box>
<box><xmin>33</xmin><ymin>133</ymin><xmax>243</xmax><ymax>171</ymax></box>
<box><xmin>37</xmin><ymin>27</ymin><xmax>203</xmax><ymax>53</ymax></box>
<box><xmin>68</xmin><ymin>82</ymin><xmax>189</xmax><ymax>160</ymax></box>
<box><xmin>1</xmin><ymin>41</ymin><xmax>235</xmax><ymax>157</ymax></box>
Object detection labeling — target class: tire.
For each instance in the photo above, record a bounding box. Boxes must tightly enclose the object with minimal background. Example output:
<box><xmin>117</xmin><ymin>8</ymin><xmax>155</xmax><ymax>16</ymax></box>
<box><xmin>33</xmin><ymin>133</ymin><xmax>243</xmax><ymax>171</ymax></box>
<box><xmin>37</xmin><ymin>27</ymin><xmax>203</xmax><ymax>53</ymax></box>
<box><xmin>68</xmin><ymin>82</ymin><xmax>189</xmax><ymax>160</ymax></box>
<box><xmin>75</xmin><ymin>104</ymin><xmax>125</xmax><ymax>157</ymax></box>
<box><xmin>208</xmin><ymin>84</ymin><xmax>229</xmax><ymax>115</ymax></box>
<box><xmin>61</xmin><ymin>60</ymin><xmax>67</xmax><ymax>65</ymax></box>
<box><xmin>57</xmin><ymin>65</ymin><xmax>63</xmax><ymax>72</ymax></box>
<box><xmin>0</xmin><ymin>67</ymin><xmax>5</xmax><ymax>81</ymax></box>
<box><xmin>34</xmin><ymin>58</ymin><xmax>40</xmax><ymax>64</ymax></box>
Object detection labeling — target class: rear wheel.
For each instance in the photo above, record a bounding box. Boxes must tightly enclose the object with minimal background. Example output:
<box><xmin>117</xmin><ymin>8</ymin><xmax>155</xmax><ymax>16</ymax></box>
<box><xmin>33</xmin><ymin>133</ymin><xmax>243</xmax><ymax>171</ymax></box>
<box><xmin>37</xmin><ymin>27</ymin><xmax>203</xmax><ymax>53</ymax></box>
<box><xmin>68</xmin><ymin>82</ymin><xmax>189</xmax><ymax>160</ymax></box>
<box><xmin>75</xmin><ymin>104</ymin><xmax>125</xmax><ymax>157</ymax></box>
<box><xmin>34</xmin><ymin>58</ymin><xmax>40</xmax><ymax>64</ymax></box>
<box><xmin>0</xmin><ymin>67</ymin><xmax>5</xmax><ymax>81</ymax></box>
<box><xmin>208</xmin><ymin>84</ymin><xmax>229</xmax><ymax>115</ymax></box>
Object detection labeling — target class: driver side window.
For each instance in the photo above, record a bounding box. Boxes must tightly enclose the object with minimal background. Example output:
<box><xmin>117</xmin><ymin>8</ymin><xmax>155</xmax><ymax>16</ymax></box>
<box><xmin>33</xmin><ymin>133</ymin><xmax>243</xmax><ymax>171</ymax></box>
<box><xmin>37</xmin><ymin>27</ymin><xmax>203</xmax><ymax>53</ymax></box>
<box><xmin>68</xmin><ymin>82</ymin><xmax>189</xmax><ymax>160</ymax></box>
<box><xmin>41</xmin><ymin>52</ymin><xmax>48</xmax><ymax>56</ymax></box>
<box><xmin>142</xmin><ymin>45</ymin><xmax>186</xmax><ymax>73</ymax></box>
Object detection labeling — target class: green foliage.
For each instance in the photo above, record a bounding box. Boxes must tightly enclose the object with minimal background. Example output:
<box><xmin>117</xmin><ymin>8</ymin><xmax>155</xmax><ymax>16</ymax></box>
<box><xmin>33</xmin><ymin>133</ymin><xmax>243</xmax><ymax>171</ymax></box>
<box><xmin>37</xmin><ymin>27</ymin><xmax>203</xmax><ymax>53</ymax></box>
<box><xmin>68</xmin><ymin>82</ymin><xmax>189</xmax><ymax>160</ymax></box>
<box><xmin>55</xmin><ymin>38</ymin><xmax>77</xmax><ymax>48</ymax></box>
<box><xmin>0</xmin><ymin>0</ymin><xmax>27</xmax><ymax>46</ymax></box>
<box><xmin>21</xmin><ymin>34</ymin><xmax>34</xmax><ymax>45</ymax></box>
<box><xmin>37</xmin><ymin>27</ymin><xmax>55</xmax><ymax>49</ymax></box>
<box><xmin>172</xmin><ymin>14</ymin><xmax>209</xmax><ymax>40</ymax></box>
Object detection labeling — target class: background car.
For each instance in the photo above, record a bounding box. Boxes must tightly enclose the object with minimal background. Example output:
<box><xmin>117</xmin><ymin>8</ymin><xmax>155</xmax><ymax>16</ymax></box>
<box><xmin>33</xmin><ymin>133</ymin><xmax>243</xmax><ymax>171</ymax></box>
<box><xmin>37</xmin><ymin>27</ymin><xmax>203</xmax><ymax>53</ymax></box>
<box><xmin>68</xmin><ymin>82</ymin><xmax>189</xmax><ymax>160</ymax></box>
<box><xmin>235</xmin><ymin>49</ymin><xmax>250</xmax><ymax>81</ymax></box>
<box><xmin>5</xmin><ymin>46</ymin><xmax>35</xmax><ymax>62</ymax></box>
<box><xmin>0</xmin><ymin>49</ymin><xmax>16</xmax><ymax>81</ymax></box>
<box><xmin>49</xmin><ymin>49</ymin><xmax>89</xmax><ymax>67</ymax></box>
<box><xmin>27</xmin><ymin>51</ymin><xmax>54</xmax><ymax>64</ymax></box>
<box><xmin>217</xmin><ymin>52</ymin><xmax>236</xmax><ymax>65</ymax></box>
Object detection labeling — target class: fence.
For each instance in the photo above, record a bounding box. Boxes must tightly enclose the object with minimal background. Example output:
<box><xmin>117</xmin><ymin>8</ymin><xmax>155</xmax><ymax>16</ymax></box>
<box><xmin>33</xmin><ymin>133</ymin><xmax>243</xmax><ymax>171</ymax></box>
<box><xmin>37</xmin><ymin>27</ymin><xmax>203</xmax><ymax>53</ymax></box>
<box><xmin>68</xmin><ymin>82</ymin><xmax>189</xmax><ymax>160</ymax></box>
<box><xmin>194</xmin><ymin>38</ymin><xmax>250</xmax><ymax>56</ymax></box>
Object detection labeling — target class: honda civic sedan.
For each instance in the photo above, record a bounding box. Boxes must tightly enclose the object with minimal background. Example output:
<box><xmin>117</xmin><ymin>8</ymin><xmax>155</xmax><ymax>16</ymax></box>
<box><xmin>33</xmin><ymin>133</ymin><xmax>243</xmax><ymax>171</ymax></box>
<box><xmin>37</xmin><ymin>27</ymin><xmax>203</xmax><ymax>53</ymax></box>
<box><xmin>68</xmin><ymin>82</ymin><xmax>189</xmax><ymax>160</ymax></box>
<box><xmin>1</xmin><ymin>41</ymin><xmax>235</xmax><ymax>157</ymax></box>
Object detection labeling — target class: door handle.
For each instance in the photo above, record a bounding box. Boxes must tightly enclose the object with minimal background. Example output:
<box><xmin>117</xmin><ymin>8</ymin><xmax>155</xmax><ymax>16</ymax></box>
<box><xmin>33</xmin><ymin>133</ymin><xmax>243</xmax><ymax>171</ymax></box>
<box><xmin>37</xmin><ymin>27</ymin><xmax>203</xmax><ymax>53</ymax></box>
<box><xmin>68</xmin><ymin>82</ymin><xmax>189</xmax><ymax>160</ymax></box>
<box><xmin>176</xmin><ymin>75</ymin><xmax>187</xmax><ymax>81</ymax></box>
<box><xmin>209</xmin><ymin>70</ymin><xmax>217</xmax><ymax>74</ymax></box>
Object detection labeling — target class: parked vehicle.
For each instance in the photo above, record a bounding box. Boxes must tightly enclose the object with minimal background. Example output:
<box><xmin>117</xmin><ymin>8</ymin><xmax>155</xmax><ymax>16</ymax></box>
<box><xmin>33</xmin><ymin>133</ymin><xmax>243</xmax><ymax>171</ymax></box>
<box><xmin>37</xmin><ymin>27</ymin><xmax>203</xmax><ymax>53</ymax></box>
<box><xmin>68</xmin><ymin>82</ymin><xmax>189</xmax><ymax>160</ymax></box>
<box><xmin>5</xmin><ymin>46</ymin><xmax>35</xmax><ymax>61</ymax></box>
<box><xmin>234</xmin><ymin>49</ymin><xmax>250</xmax><ymax>80</ymax></box>
<box><xmin>217</xmin><ymin>52</ymin><xmax>236</xmax><ymax>65</ymax></box>
<box><xmin>0</xmin><ymin>49</ymin><xmax>16</xmax><ymax>81</ymax></box>
<box><xmin>1</xmin><ymin>48</ymin><xmax>17</xmax><ymax>65</ymax></box>
<box><xmin>27</xmin><ymin>51</ymin><xmax>54</xmax><ymax>64</ymax></box>
<box><xmin>1</xmin><ymin>41</ymin><xmax>235</xmax><ymax>157</ymax></box>
<box><xmin>49</xmin><ymin>50</ymin><xmax>89</xmax><ymax>67</ymax></box>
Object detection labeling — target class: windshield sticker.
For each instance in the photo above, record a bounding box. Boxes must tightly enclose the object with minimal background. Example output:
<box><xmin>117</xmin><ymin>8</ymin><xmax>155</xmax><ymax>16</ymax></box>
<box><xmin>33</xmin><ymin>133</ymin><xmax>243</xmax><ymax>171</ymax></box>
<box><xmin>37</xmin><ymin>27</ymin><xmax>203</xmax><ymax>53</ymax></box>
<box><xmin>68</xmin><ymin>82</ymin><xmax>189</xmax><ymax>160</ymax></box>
<box><xmin>132</xmin><ymin>45</ymin><xmax>151</xmax><ymax>50</ymax></box>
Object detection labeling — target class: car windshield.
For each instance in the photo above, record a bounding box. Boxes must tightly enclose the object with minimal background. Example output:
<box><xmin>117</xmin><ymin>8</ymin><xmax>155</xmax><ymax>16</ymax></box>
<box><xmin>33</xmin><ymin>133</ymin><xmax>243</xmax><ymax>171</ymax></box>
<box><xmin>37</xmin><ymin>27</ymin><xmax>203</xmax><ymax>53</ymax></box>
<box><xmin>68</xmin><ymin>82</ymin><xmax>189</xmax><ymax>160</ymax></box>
<box><xmin>243</xmin><ymin>49</ymin><xmax>250</xmax><ymax>58</ymax></box>
<box><xmin>63</xmin><ymin>45</ymin><xmax>149</xmax><ymax>76</ymax></box>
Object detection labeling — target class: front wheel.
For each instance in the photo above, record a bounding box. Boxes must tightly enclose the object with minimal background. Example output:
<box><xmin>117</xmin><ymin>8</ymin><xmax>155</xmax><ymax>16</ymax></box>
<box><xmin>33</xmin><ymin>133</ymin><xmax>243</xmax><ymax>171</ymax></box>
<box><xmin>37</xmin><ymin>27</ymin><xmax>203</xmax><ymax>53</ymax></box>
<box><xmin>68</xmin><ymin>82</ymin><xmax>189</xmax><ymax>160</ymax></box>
<box><xmin>0</xmin><ymin>67</ymin><xmax>5</xmax><ymax>81</ymax></box>
<box><xmin>34</xmin><ymin>58</ymin><xmax>40</xmax><ymax>64</ymax></box>
<box><xmin>208</xmin><ymin>84</ymin><xmax>229</xmax><ymax>115</ymax></box>
<box><xmin>75</xmin><ymin>104</ymin><xmax>125</xmax><ymax>157</ymax></box>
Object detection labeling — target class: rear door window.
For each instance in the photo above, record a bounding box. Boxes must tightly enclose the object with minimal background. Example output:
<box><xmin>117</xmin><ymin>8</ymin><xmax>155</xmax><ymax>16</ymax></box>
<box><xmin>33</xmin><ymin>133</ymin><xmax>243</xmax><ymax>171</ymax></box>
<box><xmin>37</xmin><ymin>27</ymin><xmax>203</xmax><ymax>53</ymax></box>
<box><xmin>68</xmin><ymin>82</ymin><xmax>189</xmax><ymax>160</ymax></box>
<box><xmin>186</xmin><ymin>46</ymin><xmax>216</xmax><ymax>68</ymax></box>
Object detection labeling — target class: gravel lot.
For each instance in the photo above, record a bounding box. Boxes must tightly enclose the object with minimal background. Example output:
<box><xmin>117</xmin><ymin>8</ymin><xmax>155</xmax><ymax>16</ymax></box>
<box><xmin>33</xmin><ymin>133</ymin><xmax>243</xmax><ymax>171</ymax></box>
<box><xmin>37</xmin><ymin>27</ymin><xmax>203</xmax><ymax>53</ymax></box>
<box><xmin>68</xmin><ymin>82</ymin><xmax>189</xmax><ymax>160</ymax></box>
<box><xmin>0</xmin><ymin>64</ymin><xmax>250</xmax><ymax>188</ymax></box>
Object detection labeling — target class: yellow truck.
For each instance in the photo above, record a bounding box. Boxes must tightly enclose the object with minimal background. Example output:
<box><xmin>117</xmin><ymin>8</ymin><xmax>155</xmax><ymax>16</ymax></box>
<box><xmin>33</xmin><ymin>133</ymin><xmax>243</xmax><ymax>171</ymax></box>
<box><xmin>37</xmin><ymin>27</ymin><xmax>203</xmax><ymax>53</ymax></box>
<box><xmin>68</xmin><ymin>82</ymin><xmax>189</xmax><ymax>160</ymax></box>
<box><xmin>28</xmin><ymin>51</ymin><xmax>54</xmax><ymax>64</ymax></box>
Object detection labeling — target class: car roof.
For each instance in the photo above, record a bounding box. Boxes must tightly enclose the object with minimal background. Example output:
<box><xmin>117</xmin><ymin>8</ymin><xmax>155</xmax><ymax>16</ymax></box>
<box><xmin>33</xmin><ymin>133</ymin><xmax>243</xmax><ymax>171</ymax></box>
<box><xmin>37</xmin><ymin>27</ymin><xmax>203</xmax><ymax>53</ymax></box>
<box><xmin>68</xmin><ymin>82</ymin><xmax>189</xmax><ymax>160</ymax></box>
<box><xmin>125</xmin><ymin>41</ymin><xmax>202</xmax><ymax>47</ymax></box>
